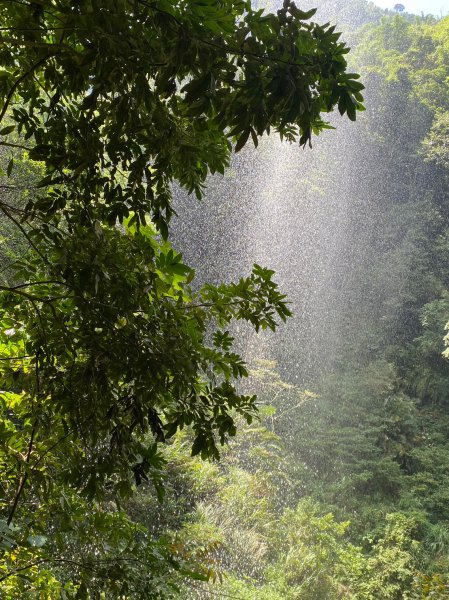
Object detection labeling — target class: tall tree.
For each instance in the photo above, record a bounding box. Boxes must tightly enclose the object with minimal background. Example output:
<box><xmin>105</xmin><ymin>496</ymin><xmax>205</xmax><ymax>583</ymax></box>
<box><xmin>0</xmin><ymin>0</ymin><xmax>363</xmax><ymax>596</ymax></box>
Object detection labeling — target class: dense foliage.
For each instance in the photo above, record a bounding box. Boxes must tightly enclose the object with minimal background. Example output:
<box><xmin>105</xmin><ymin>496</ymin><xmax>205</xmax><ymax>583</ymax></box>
<box><xmin>0</xmin><ymin>0</ymin><xmax>365</xmax><ymax>597</ymax></box>
<box><xmin>3</xmin><ymin>1</ymin><xmax>449</xmax><ymax>598</ymax></box>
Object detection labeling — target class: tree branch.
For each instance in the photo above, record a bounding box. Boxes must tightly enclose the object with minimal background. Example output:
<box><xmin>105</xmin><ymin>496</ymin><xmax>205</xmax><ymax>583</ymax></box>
<box><xmin>0</xmin><ymin>284</ymin><xmax>42</xmax><ymax>301</ymax></box>
<box><xmin>0</xmin><ymin>53</ymin><xmax>54</xmax><ymax>124</ymax></box>
<box><xmin>134</xmin><ymin>0</ymin><xmax>316</xmax><ymax>68</ymax></box>
<box><xmin>0</xmin><ymin>560</ymin><xmax>47</xmax><ymax>583</ymax></box>
<box><xmin>4</xmin><ymin>280</ymin><xmax>74</xmax><ymax>291</ymax></box>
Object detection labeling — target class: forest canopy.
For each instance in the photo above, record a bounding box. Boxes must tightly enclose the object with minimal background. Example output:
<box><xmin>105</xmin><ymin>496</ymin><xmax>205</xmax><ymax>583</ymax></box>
<box><xmin>0</xmin><ymin>0</ymin><xmax>364</xmax><ymax>597</ymax></box>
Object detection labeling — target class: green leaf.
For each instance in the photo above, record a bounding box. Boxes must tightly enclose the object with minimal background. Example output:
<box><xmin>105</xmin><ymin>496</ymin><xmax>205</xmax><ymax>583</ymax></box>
<box><xmin>26</xmin><ymin>534</ymin><xmax>47</xmax><ymax>547</ymax></box>
<box><xmin>0</xmin><ymin>125</ymin><xmax>15</xmax><ymax>135</ymax></box>
<box><xmin>235</xmin><ymin>129</ymin><xmax>250</xmax><ymax>153</ymax></box>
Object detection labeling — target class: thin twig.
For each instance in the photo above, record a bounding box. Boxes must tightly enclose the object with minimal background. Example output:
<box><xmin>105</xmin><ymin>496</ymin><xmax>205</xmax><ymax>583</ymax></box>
<box><xmin>178</xmin><ymin>300</ymin><xmax>244</xmax><ymax>310</ymax></box>
<box><xmin>0</xmin><ymin>36</ymin><xmax>72</xmax><ymax>51</ymax></box>
<box><xmin>7</xmin><ymin>419</ymin><xmax>38</xmax><ymax>526</ymax></box>
<box><xmin>0</xmin><ymin>26</ymin><xmax>80</xmax><ymax>32</ymax></box>
<box><xmin>0</xmin><ymin>355</ymin><xmax>34</xmax><ymax>361</ymax></box>
<box><xmin>0</xmin><ymin>554</ymin><xmax>162</xmax><ymax>583</ymax></box>
<box><xmin>0</xmin><ymin>185</ymin><xmax>37</xmax><ymax>191</ymax></box>
<box><xmin>0</xmin><ymin>284</ymin><xmax>42</xmax><ymax>301</ymax></box>
<box><xmin>0</xmin><ymin>560</ymin><xmax>47</xmax><ymax>583</ymax></box>
<box><xmin>0</xmin><ymin>199</ymin><xmax>66</xmax><ymax>232</ymax></box>
<box><xmin>5</xmin><ymin>280</ymin><xmax>74</xmax><ymax>291</ymax></box>
<box><xmin>0</xmin><ymin>203</ymin><xmax>48</xmax><ymax>263</ymax></box>
<box><xmin>0</xmin><ymin>141</ymin><xmax>31</xmax><ymax>150</ymax></box>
